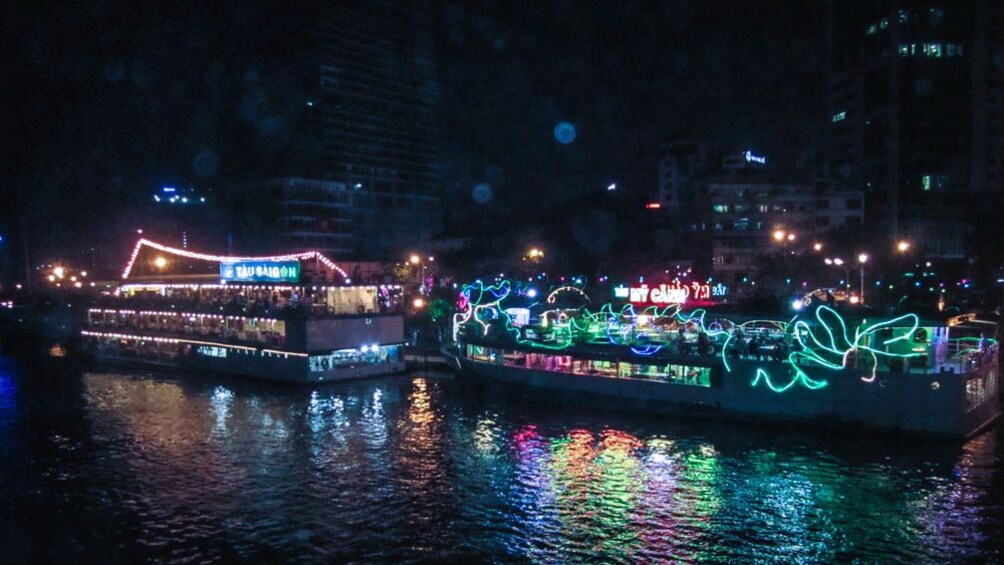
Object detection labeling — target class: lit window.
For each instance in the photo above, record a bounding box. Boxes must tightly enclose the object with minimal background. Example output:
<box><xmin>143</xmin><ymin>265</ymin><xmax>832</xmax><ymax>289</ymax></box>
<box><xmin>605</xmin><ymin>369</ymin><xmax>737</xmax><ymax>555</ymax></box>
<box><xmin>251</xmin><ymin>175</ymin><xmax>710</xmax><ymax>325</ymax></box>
<box><xmin>899</xmin><ymin>9</ymin><xmax>909</xmax><ymax>23</ymax></box>
<box><xmin>832</xmin><ymin>111</ymin><xmax>846</xmax><ymax>123</ymax></box>
<box><xmin>899</xmin><ymin>44</ymin><xmax>910</xmax><ymax>57</ymax></box>
<box><xmin>947</xmin><ymin>44</ymin><xmax>963</xmax><ymax>57</ymax></box>
<box><xmin>924</xmin><ymin>43</ymin><xmax>943</xmax><ymax>57</ymax></box>
<box><xmin>866</xmin><ymin>24</ymin><xmax>878</xmax><ymax>36</ymax></box>
<box><xmin>880</xmin><ymin>18</ymin><xmax>889</xmax><ymax>29</ymax></box>
<box><xmin>922</xmin><ymin>175</ymin><xmax>932</xmax><ymax>191</ymax></box>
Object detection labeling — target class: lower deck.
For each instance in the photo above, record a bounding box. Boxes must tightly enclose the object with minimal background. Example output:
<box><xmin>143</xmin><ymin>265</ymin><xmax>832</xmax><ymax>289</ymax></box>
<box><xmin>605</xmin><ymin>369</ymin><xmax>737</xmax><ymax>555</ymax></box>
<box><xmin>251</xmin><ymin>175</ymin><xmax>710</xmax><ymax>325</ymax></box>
<box><xmin>452</xmin><ymin>341</ymin><xmax>1001</xmax><ymax>438</ymax></box>
<box><xmin>81</xmin><ymin>331</ymin><xmax>405</xmax><ymax>384</ymax></box>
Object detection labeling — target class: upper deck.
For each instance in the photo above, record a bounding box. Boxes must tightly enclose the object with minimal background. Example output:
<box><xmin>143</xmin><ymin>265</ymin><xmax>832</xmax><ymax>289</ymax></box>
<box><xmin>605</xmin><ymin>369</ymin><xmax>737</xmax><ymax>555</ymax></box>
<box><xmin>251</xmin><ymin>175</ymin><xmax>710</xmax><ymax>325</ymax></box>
<box><xmin>453</xmin><ymin>280</ymin><xmax>999</xmax><ymax>390</ymax></box>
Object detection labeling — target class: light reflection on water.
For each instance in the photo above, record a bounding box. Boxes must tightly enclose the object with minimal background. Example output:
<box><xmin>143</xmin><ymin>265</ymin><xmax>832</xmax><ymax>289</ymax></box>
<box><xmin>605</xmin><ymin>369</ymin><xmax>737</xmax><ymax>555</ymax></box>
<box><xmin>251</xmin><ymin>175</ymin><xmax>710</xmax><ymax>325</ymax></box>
<box><xmin>0</xmin><ymin>366</ymin><xmax>1001</xmax><ymax>563</ymax></box>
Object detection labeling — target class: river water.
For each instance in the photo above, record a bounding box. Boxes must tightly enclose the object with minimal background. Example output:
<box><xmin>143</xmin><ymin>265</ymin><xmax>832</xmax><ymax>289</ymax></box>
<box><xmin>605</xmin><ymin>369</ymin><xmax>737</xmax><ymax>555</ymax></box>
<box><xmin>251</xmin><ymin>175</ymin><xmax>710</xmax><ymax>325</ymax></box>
<box><xmin>0</xmin><ymin>358</ymin><xmax>1001</xmax><ymax>563</ymax></box>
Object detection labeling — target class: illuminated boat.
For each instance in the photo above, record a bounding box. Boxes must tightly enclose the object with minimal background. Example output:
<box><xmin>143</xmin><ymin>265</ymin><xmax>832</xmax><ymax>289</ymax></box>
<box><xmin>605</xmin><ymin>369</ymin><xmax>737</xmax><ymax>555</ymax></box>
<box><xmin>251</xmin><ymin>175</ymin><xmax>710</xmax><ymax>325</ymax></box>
<box><xmin>80</xmin><ymin>239</ymin><xmax>407</xmax><ymax>383</ymax></box>
<box><xmin>445</xmin><ymin>280</ymin><xmax>1000</xmax><ymax>438</ymax></box>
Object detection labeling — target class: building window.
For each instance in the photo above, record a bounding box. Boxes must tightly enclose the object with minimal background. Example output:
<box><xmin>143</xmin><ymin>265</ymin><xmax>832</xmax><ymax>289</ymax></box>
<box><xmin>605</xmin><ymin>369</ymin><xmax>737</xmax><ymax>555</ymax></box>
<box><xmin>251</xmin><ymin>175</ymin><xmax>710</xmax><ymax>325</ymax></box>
<box><xmin>923</xmin><ymin>43</ymin><xmax>943</xmax><ymax>57</ymax></box>
<box><xmin>922</xmin><ymin>175</ymin><xmax>932</xmax><ymax>191</ymax></box>
<box><xmin>832</xmin><ymin>111</ymin><xmax>846</xmax><ymax>123</ymax></box>
<box><xmin>899</xmin><ymin>44</ymin><xmax>910</xmax><ymax>57</ymax></box>
<box><xmin>880</xmin><ymin>18</ymin><xmax>889</xmax><ymax>29</ymax></box>
<box><xmin>929</xmin><ymin>6</ymin><xmax>944</xmax><ymax>26</ymax></box>
<box><xmin>816</xmin><ymin>216</ymin><xmax>831</xmax><ymax>227</ymax></box>
<box><xmin>866</xmin><ymin>24</ymin><xmax>877</xmax><ymax>36</ymax></box>
<box><xmin>947</xmin><ymin>44</ymin><xmax>963</xmax><ymax>57</ymax></box>
<box><xmin>713</xmin><ymin>204</ymin><xmax>729</xmax><ymax>213</ymax></box>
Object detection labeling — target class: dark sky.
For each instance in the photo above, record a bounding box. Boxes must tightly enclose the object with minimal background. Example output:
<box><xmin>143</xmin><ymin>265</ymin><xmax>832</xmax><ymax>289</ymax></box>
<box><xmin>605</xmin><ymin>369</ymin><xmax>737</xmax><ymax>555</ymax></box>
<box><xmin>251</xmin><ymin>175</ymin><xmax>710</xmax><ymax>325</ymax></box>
<box><xmin>3</xmin><ymin>0</ymin><xmax>825</xmax><ymax>262</ymax></box>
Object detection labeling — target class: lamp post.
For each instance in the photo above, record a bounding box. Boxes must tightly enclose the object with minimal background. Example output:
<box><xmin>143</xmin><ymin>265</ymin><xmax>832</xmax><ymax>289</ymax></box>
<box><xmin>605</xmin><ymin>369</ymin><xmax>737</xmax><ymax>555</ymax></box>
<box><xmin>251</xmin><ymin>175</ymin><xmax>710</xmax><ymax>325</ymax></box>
<box><xmin>858</xmin><ymin>253</ymin><xmax>869</xmax><ymax>305</ymax></box>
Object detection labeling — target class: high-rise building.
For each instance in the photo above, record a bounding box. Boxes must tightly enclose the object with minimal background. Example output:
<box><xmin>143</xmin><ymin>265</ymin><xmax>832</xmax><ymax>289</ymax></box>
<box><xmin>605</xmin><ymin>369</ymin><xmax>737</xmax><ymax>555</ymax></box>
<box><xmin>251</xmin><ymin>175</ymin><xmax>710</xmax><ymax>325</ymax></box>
<box><xmin>826</xmin><ymin>0</ymin><xmax>1004</xmax><ymax>257</ymax></box>
<box><xmin>229</xmin><ymin>1</ymin><xmax>442</xmax><ymax>259</ymax></box>
<box><xmin>317</xmin><ymin>0</ymin><xmax>442</xmax><ymax>258</ymax></box>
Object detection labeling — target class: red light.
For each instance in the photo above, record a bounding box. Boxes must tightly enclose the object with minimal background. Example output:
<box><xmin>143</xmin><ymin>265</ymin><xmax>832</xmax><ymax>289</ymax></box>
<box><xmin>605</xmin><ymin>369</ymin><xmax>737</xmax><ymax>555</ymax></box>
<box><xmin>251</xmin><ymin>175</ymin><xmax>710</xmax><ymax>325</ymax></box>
<box><xmin>645</xmin><ymin>202</ymin><xmax>661</xmax><ymax>209</ymax></box>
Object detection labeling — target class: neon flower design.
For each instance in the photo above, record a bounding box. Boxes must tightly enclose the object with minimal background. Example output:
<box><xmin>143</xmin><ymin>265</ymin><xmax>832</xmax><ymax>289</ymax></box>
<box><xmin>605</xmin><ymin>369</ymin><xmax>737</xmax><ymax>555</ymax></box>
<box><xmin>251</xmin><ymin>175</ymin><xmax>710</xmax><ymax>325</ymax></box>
<box><xmin>746</xmin><ymin>306</ymin><xmax>924</xmax><ymax>393</ymax></box>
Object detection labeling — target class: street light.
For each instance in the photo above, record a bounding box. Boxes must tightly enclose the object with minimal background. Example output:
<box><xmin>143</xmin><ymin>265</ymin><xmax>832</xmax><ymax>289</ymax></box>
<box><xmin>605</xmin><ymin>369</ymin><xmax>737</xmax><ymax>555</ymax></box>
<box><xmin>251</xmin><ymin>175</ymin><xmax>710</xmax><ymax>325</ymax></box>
<box><xmin>858</xmin><ymin>253</ymin><xmax>869</xmax><ymax>305</ymax></box>
<box><xmin>896</xmin><ymin>240</ymin><xmax>911</xmax><ymax>253</ymax></box>
<box><xmin>813</xmin><ymin>242</ymin><xmax>823</xmax><ymax>252</ymax></box>
<box><xmin>772</xmin><ymin>229</ymin><xmax>786</xmax><ymax>242</ymax></box>
<box><xmin>824</xmin><ymin>258</ymin><xmax>850</xmax><ymax>290</ymax></box>
<box><xmin>154</xmin><ymin>256</ymin><xmax>168</xmax><ymax>269</ymax></box>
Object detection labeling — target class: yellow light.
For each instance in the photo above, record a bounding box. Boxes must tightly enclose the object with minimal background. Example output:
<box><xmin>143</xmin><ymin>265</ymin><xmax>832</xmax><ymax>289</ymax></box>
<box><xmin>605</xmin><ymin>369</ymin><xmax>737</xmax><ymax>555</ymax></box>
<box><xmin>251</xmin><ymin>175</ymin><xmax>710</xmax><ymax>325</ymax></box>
<box><xmin>897</xmin><ymin>241</ymin><xmax>910</xmax><ymax>253</ymax></box>
<box><xmin>74</xmin><ymin>281</ymin><xmax>82</xmax><ymax>288</ymax></box>
<box><xmin>53</xmin><ymin>266</ymin><xmax>65</xmax><ymax>279</ymax></box>
<box><xmin>849</xmin><ymin>295</ymin><xmax>860</xmax><ymax>304</ymax></box>
<box><xmin>413</xmin><ymin>297</ymin><xmax>425</xmax><ymax>308</ymax></box>
<box><xmin>80</xmin><ymin>271</ymin><xmax>88</xmax><ymax>277</ymax></box>
<box><xmin>772</xmin><ymin>229</ymin><xmax>785</xmax><ymax>242</ymax></box>
<box><xmin>409</xmin><ymin>254</ymin><xmax>421</xmax><ymax>265</ymax></box>
<box><xmin>787</xmin><ymin>233</ymin><xmax>796</xmax><ymax>242</ymax></box>
<box><xmin>858</xmin><ymin>253</ymin><xmax>869</xmax><ymax>263</ymax></box>
<box><xmin>154</xmin><ymin>256</ymin><xmax>168</xmax><ymax>269</ymax></box>
<box><xmin>48</xmin><ymin>275</ymin><xmax>56</xmax><ymax>282</ymax></box>
<box><xmin>813</xmin><ymin>242</ymin><xmax>823</xmax><ymax>252</ymax></box>
<box><xmin>70</xmin><ymin>276</ymin><xmax>77</xmax><ymax>282</ymax></box>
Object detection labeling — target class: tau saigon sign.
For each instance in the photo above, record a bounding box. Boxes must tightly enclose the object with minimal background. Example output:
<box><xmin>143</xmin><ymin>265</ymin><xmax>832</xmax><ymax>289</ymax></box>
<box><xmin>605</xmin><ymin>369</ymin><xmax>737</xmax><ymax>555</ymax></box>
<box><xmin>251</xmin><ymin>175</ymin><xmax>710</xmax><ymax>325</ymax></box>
<box><xmin>220</xmin><ymin>260</ymin><xmax>301</xmax><ymax>283</ymax></box>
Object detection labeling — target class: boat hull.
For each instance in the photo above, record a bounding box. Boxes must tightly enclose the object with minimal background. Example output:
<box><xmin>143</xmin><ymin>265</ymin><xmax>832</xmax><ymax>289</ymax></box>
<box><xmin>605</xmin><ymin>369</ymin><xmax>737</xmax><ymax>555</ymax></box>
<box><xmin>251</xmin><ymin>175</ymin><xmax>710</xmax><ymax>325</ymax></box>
<box><xmin>450</xmin><ymin>352</ymin><xmax>1000</xmax><ymax>438</ymax></box>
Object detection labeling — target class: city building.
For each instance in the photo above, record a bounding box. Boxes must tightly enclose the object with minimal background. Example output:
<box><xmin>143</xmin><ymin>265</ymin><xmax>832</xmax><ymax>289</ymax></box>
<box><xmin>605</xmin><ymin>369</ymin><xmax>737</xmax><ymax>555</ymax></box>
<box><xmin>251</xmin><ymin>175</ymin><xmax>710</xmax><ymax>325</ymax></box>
<box><xmin>657</xmin><ymin>141</ymin><xmax>710</xmax><ymax>213</ymax></box>
<box><xmin>826</xmin><ymin>0</ymin><xmax>1004</xmax><ymax>257</ymax></box>
<box><xmin>707</xmin><ymin>171</ymin><xmax>816</xmax><ymax>284</ymax></box>
<box><xmin>227</xmin><ymin>1</ymin><xmax>443</xmax><ymax>260</ymax></box>
<box><xmin>317</xmin><ymin>0</ymin><xmax>442</xmax><ymax>257</ymax></box>
<box><xmin>667</xmin><ymin>148</ymin><xmax>865</xmax><ymax>284</ymax></box>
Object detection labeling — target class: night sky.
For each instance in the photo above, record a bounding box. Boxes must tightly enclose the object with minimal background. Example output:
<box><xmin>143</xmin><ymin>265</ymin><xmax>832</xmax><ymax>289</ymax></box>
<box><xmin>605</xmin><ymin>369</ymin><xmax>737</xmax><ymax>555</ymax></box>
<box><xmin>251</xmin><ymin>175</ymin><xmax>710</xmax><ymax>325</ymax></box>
<box><xmin>4</xmin><ymin>0</ymin><xmax>825</xmax><ymax>263</ymax></box>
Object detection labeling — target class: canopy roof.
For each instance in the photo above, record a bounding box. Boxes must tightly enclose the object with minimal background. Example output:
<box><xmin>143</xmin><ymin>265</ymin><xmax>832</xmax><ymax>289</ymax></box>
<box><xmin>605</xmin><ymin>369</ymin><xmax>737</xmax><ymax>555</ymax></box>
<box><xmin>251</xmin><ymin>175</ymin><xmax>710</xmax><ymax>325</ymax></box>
<box><xmin>121</xmin><ymin>239</ymin><xmax>349</xmax><ymax>281</ymax></box>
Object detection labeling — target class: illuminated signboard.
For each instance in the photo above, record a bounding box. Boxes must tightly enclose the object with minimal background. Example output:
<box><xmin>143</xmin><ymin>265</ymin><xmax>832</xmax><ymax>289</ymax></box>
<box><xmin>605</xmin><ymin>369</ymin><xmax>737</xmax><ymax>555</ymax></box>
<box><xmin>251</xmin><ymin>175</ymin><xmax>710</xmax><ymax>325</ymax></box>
<box><xmin>619</xmin><ymin>281</ymin><xmax>729</xmax><ymax>304</ymax></box>
<box><xmin>196</xmin><ymin>345</ymin><xmax>228</xmax><ymax>358</ymax></box>
<box><xmin>220</xmin><ymin>260</ymin><xmax>300</xmax><ymax>283</ymax></box>
<box><xmin>744</xmin><ymin>150</ymin><xmax>766</xmax><ymax>164</ymax></box>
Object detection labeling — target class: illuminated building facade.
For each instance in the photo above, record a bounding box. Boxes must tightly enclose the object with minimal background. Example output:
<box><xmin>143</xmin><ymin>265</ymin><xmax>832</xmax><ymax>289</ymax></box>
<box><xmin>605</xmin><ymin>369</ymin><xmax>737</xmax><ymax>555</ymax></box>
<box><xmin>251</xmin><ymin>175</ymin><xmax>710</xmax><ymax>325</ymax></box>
<box><xmin>680</xmin><ymin>150</ymin><xmax>865</xmax><ymax>284</ymax></box>
<box><xmin>706</xmin><ymin>174</ymin><xmax>817</xmax><ymax>284</ymax></box>
<box><xmin>826</xmin><ymin>0</ymin><xmax>1004</xmax><ymax>257</ymax></box>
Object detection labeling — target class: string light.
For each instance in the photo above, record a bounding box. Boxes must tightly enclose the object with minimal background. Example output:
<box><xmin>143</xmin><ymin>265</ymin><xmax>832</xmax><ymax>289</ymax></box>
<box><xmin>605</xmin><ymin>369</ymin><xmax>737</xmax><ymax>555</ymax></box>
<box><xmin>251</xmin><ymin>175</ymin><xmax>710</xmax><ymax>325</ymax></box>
<box><xmin>121</xmin><ymin>238</ymin><xmax>348</xmax><ymax>280</ymax></box>
<box><xmin>455</xmin><ymin>278</ymin><xmax>935</xmax><ymax>395</ymax></box>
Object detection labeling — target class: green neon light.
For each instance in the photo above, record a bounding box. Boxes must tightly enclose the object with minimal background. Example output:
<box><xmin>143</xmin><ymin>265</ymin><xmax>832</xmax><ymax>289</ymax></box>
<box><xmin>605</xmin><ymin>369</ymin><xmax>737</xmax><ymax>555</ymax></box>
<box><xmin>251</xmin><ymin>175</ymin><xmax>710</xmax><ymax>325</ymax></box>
<box><xmin>455</xmin><ymin>280</ymin><xmax>933</xmax><ymax>393</ymax></box>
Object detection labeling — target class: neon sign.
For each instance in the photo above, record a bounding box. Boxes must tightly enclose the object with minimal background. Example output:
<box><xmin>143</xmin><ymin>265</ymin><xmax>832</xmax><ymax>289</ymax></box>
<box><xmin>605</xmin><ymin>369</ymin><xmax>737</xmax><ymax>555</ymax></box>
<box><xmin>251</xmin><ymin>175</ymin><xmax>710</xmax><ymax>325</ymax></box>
<box><xmin>628</xmin><ymin>283</ymin><xmax>688</xmax><ymax>305</ymax></box>
<box><xmin>220</xmin><ymin>260</ymin><xmax>301</xmax><ymax>283</ymax></box>
<box><xmin>622</xmin><ymin>281</ymin><xmax>728</xmax><ymax>304</ymax></box>
<box><xmin>744</xmin><ymin>150</ymin><xmax>766</xmax><ymax>165</ymax></box>
<box><xmin>196</xmin><ymin>345</ymin><xmax>229</xmax><ymax>358</ymax></box>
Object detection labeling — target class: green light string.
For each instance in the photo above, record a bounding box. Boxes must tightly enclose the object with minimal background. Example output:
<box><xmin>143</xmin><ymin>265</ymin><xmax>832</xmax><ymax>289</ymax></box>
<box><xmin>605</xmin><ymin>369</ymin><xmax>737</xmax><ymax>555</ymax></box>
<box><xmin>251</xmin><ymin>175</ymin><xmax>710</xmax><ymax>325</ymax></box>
<box><xmin>454</xmin><ymin>280</ymin><xmax>930</xmax><ymax>392</ymax></box>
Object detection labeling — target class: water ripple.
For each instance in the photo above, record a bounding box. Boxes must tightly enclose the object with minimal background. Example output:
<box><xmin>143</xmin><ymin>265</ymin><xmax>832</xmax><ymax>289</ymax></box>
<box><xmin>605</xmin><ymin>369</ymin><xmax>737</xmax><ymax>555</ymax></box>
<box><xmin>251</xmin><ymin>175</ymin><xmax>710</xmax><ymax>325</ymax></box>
<box><xmin>0</xmin><ymin>367</ymin><xmax>1001</xmax><ymax>562</ymax></box>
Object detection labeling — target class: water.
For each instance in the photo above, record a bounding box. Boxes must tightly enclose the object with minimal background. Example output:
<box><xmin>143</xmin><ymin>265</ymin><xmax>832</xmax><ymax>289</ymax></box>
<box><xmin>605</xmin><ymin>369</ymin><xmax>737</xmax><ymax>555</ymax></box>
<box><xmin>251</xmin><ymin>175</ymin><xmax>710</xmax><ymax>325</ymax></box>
<box><xmin>1</xmin><ymin>358</ymin><xmax>1002</xmax><ymax>563</ymax></box>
